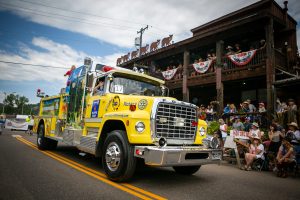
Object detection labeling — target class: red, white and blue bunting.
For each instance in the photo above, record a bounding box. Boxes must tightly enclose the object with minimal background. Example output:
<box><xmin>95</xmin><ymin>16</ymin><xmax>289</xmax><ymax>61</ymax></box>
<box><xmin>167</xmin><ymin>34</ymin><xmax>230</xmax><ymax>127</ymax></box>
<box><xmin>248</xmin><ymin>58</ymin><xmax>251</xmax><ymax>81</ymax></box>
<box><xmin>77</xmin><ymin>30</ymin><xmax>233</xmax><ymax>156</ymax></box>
<box><xmin>162</xmin><ymin>68</ymin><xmax>178</xmax><ymax>80</ymax></box>
<box><xmin>228</xmin><ymin>50</ymin><xmax>256</xmax><ymax>66</ymax></box>
<box><xmin>192</xmin><ymin>60</ymin><xmax>213</xmax><ymax>74</ymax></box>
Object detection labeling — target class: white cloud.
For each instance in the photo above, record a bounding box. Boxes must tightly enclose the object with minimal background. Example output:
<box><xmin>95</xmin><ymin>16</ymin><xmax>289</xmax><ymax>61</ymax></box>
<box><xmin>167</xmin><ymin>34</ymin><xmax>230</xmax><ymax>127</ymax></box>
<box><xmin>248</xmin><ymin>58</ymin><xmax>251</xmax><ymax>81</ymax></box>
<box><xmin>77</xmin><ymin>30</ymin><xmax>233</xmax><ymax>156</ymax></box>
<box><xmin>0</xmin><ymin>37</ymin><xmax>123</xmax><ymax>82</ymax></box>
<box><xmin>1</xmin><ymin>0</ymin><xmax>298</xmax><ymax>49</ymax></box>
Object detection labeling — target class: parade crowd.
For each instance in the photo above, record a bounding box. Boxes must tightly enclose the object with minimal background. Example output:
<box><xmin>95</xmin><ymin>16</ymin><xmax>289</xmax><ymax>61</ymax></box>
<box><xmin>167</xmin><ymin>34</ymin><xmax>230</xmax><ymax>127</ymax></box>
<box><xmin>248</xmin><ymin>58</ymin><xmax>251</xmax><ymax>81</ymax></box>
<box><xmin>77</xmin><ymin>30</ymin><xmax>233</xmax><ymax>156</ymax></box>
<box><xmin>198</xmin><ymin>98</ymin><xmax>300</xmax><ymax>178</ymax></box>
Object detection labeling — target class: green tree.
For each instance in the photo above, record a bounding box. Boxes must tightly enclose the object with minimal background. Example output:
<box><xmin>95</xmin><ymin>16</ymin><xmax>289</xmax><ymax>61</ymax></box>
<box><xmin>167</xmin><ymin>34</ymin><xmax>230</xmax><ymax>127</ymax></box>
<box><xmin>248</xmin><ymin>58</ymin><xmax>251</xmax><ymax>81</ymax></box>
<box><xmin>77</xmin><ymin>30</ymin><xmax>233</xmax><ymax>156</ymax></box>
<box><xmin>3</xmin><ymin>93</ymin><xmax>30</xmax><ymax>115</ymax></box>
<box><xmin>15</xmin><ymin>95</ymin><xmax>29</xmax><ymax>114</ymax></box>
<box><xmin>4</xmin><ymin>93</ymin><xmax>16</xmax><ymax>107</ymax></box>
<box><xmin>3</xmin><ymin>93</ymin><xmax>17</xmax><ymax>114</ymax></box>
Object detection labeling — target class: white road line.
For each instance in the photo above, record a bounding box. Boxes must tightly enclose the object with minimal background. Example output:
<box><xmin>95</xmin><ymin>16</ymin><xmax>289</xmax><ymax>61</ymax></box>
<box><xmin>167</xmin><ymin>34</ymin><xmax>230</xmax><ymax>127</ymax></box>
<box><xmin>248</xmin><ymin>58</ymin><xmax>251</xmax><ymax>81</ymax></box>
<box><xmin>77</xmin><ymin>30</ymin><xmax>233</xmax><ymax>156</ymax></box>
<box><xmin>11</xmin><ymin>135</ymin><xmax>23</xmax><ymax>138</ymax></box>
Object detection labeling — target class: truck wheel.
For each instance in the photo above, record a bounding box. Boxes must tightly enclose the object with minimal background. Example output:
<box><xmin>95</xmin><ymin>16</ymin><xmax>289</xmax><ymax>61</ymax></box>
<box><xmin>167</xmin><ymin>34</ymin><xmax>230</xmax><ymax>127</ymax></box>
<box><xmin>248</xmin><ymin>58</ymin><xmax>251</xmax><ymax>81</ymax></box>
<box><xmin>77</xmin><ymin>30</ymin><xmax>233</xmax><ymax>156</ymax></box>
<box><xmin>173</xmin><ymin>166</ymin><xmax>201</xmax><ymax>175</ymax></box>
<box><xmin>102</xmin><ymin>130</ymin><xmax>136</xmax><ymax>182</ymax></box>
<box><xmin>37</xmin><ymin>124</ymin><xmax>57</xmax><ymax>150</ymax></box>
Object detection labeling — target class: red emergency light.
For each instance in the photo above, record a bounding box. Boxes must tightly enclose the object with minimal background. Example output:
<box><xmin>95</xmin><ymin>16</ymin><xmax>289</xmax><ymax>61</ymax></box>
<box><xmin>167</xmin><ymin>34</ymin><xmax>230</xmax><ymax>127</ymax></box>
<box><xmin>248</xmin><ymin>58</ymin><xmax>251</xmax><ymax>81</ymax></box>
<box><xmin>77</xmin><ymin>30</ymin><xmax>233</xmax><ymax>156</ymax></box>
<box><xmin>102</xmin><ymin>66</ymin><xmax>114</xmax><ymax>72</ymax></box>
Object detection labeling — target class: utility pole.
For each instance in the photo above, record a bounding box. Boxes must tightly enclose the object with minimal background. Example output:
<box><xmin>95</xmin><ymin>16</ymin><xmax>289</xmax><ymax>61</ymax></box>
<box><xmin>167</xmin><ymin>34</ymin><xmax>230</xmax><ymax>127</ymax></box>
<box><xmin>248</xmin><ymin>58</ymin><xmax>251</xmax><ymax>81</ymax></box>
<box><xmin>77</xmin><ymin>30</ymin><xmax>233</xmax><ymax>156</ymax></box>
<box><xmin>137</xmin><ymin>25</ymin><xmax>148</xmax><ymax>57</ymax></box>
<box><xmin>2</xmin><ymin>92</ymin><xmax>6</xmax><ymax>114</ymax></box>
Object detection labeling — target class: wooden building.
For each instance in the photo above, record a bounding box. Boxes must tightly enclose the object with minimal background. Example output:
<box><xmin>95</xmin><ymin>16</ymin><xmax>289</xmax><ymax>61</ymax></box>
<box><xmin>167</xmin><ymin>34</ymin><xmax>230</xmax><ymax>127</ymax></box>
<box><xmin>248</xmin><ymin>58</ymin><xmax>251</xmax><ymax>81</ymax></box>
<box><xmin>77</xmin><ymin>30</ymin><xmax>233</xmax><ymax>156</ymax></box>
<box><xmin>120</xmin><ymin>0</ymin><xmax>299</xmax><ymax>116</ymax></box>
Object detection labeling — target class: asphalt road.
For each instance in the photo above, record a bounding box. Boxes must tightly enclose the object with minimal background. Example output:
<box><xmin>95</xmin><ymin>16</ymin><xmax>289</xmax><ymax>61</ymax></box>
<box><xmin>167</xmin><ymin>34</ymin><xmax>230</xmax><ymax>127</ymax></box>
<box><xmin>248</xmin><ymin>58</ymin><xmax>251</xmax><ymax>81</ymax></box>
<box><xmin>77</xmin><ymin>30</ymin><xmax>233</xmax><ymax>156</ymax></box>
<box><xmin>0</xmin><ymin>129</ymin><xmax>299</xmax><ymax>200</ymax></box>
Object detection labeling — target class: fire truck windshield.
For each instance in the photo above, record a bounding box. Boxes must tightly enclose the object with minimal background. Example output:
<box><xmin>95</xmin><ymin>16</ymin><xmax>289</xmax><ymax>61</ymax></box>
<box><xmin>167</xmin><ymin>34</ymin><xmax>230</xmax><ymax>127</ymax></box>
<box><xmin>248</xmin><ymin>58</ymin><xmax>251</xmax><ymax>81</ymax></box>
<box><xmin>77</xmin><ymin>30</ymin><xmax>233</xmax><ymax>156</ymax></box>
<box><xmin>109</xmin><ymin>75</ymin><xmax>164</xmax><ymax>96</ymax></box>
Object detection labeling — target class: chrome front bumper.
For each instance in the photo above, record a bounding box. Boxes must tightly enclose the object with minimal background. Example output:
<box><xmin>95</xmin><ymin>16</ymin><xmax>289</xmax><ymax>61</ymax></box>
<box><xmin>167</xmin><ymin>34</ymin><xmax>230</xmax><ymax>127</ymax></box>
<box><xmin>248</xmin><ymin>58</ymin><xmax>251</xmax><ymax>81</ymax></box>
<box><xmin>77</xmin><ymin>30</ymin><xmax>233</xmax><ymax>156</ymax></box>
<box><xmin>134</xmin><ymin>146</ymin><xmax>222</xmax><ymax>167</ymax></box>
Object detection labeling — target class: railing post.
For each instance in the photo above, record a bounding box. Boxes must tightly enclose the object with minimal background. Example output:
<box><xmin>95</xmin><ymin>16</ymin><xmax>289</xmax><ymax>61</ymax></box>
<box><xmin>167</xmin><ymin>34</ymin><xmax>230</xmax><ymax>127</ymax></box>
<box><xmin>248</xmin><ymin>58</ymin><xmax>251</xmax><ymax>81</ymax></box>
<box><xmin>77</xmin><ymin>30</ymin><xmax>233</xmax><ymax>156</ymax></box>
<box><xmin>216</xmin><ymin>40</ymin><xmax>224</xmax><ymax>116</ymax></box>
<box><xmin>183</xmin><ymin>50</ymin><xmax>190</xmax><ymax>102</ymax></box>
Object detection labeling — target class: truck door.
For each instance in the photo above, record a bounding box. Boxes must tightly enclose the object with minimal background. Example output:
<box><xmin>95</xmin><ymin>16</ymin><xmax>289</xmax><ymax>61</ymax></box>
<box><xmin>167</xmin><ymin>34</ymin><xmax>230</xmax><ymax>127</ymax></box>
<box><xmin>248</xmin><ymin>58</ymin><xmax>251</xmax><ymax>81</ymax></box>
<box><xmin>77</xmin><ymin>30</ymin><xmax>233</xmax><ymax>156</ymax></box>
<box><xmin>84</xmin><ymin>76</ymin><xmax>106</xmax><ymax>134</ymax></box>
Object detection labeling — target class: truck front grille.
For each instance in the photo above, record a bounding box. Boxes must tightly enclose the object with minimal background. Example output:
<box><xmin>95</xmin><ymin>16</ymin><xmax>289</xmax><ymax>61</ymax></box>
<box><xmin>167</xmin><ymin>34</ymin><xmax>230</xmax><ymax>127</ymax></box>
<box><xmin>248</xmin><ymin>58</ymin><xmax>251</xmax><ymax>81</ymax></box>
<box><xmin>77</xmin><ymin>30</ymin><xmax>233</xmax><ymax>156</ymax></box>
<box><xmin>155</xmin><ymin>102</ymin><xmax>197</xmax><ymax>140</ymax></box>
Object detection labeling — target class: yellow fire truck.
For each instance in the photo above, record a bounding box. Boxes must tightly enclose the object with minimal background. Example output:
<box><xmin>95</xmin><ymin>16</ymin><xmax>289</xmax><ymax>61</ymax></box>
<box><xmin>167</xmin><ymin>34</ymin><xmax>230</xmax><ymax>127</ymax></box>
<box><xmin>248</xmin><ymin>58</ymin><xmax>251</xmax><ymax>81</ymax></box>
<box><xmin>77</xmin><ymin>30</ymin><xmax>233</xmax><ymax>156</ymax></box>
<box><xmin>33</xmin><ymin>58</ymin><xmax>222</xmax><ymax>182</ymax></box>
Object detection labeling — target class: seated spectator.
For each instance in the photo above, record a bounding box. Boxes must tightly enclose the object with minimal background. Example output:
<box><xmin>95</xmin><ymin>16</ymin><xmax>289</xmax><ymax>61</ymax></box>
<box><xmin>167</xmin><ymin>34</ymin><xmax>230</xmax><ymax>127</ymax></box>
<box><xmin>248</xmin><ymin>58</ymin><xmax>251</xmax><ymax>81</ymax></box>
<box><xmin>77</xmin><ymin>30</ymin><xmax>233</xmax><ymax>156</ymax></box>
<box><xmin>268</xmin><ymin>123</ymin><xmax>284</xmax><ymax>154</ymax></box>
<box><xmin>240</xmin><ymin>101</ymin><xmax>250</xmax><ymax>113</ymax></box>
<box><xmin>272</xmin><ymin>119</ymin><xmax>284</xmax><ymax>133</ymax></box>
<box><xmin>286</xmin><ymin>122</ymin><xmax>300</xmax><ymax>163</ymax></box>
<box><xmin>259</xmin><ymin>39</ymin><xmax>266</xmax><ymax>49</ymax></box>
<box><xmin>276</xmin><ymin>134</ymin><xmax>296</xmax><ymax>178</ymax></box>
<box><xmin>232</xmin><ymin>117</ymin><xmax>244</xmax><ymax>131</ymax></box>
<box><xmin>234</xmin><ymin>43</ymin><xmax>241</xmax><ymax>53</ymax></box>
<box><xmin>229</xmin><ymin>104</ymin><xmax>237</xmax><ymax>113</ymax></box>
<box><xmin>258</xmin><ymin>102</ymin><xmax>266</xmax><ymax>113</ymax></box>
<box><xmin>207</xmin><ymin>53</ymin><xmax>212</xmax><ymax>61</ymax></box>
<box><xmin>242</xmin><ymin>136</ymin><xmax>265</xmax><ymax>170</ymax></box>
<box><xmin>206</xmin><ymin>105</ymin><xmax>214</xmax><ymax>121</ymax></box>
<box><xmin>247</xmin><ymin>99</ymin><xmax>256</xmax><ymax>113</ymax></box>
<box><xmin>287</xmin><ymin>99</ymin><xmax>298</xmax><ymax>124</ymax></box>
<box><xmin>287</xmin><ymin>122</ymin><xmax>300</xmax><ymax>144</ymax></box>
<box><xmin>223</xmin><ymin>104</ymin><xmax>230</xmax><ymax>114</ymax></box>
<box><xmin>198</xmin><ymin>105</ymin><xmax>206</xmax><ymax>120</ymax></box>
<box><xmin>249</xmin><ymin>122</ymin><xmax>261</xmax><ymax>139</ymax></box>
<box><xmin>226</xmin><ymin>46</ymin><xmax>235</xmax><ymax>55</ymax></box>
<box><xmin>211</xmin><ymin>53</ymin><xmax>216</xmax><ymax>60</ymax></box>
<box><xmin>244</xmin><ymin>117</ymin><xmax>252</xmax><ymax>132</ymax></box>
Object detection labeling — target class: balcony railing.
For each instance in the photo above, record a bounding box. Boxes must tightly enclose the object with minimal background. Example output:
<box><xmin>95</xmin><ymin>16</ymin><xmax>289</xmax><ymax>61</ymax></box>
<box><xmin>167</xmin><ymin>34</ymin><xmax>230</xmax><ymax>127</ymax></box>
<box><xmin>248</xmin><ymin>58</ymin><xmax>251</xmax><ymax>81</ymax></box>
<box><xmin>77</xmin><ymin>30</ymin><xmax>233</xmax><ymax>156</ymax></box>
<box><xmin>222</xmin><ymin>48</ymin><xmax>266</xmax><ymax>71</ymax></box>
<box><xmin>160</xmin><ymin>48</ymin><xmax>269</xmax><ymax>85</ymax></box>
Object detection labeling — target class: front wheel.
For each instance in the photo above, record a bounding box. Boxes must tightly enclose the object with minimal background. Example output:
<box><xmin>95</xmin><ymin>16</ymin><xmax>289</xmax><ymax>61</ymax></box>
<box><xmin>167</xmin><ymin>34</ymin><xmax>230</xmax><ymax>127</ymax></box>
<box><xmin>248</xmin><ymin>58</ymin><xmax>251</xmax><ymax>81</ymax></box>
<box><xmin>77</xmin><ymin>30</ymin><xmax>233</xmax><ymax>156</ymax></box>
<box><xmin>102</xmin><ymin>130</ymin><xmax>136</xmax><ymax>182</ymax></box>
<box><xmin>173</xmin><ymin>166</ymin><xmax>201</xmax><ymax>175</ymax></box>
<box><xmin>37</xmin><ymin>124</ymin><xmax>57</xmax><ymax>150</ymax></box>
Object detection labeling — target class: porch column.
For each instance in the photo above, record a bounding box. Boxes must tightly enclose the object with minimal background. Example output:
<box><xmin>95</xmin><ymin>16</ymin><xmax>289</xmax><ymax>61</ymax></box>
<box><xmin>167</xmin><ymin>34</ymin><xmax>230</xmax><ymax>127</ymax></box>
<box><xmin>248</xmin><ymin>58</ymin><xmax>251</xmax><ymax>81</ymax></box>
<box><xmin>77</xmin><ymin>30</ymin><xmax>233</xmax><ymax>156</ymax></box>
<box><xmin>265</xmin><ymin>18</ymin><xmax>275</xmax><ymax>117</ymax></box>
<box><xmin>150</xmin><ymin>60</ymin><xmax>156</xmax><ymax>75</ymax></box>
<box><xmin>216</xmin><ymin>40</ymin><xmax>224</xmax><ymax>116</ymax></box>
<box><xmin>183</xmin><ymin>50</ymin><xmax>190</xmax><ymax>102</ymax></box>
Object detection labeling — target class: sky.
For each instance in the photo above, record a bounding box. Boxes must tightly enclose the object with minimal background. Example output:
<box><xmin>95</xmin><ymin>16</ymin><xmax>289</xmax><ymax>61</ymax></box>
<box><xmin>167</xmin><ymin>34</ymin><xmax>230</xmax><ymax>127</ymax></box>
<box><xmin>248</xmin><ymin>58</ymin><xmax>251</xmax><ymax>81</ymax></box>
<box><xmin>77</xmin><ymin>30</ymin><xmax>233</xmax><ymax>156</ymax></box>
<box><xmin>0</xmin><ymin>0</ymin><xmax>299</xmax><ymax>104</ymax></box>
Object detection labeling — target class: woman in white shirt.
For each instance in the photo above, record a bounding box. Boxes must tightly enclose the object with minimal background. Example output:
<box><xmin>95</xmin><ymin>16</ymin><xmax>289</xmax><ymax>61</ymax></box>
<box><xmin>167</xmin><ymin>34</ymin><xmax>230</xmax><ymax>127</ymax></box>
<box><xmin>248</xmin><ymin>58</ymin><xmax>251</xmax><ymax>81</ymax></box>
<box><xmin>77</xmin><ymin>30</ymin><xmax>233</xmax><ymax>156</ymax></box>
<box><xmin>242</xmin><ymin>136</ymin><xmax>264</xmax><ymax>171</ymax></box>
<box><xmin>219</xmin><ymin>119</ymin><xmax>228</xmax><ymax>142</ymax></box>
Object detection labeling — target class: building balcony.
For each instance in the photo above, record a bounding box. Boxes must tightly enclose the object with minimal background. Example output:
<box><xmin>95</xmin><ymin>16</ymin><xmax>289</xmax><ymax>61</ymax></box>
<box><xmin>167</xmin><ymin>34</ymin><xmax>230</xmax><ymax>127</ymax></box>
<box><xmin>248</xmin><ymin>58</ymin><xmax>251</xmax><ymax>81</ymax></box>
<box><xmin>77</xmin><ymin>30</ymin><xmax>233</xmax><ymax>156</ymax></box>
<box><xmin>164</xmin><ymin>48</ymin><xmax>268</xmax><ymax>89</ymax></box>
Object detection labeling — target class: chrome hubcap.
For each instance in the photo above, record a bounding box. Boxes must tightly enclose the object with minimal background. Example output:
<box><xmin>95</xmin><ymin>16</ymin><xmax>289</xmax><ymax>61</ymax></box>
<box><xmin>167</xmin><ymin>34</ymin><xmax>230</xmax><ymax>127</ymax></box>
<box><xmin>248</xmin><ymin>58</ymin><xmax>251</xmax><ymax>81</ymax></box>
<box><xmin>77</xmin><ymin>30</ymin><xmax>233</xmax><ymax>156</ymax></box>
<box><xmin>105</xmin><ymin>142</ymin><xmax>121</xmax><ymax>172</ymax></box>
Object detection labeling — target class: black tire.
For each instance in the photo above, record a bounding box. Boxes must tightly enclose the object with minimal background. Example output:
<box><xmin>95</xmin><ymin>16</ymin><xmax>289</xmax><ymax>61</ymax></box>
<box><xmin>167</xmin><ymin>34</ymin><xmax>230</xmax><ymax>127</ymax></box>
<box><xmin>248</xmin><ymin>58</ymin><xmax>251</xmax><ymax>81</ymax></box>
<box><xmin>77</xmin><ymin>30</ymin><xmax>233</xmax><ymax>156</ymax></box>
<box><xmin>102</xmin><ymin>130</ymin><xmax>136</xmax><ymax>182</ymax></box>
<box><xmin>173</xmin><ymin>166</ymin><xmax>201</xmax><ymax>175</ymax></box>
<box><xmin>37</xmin><ymin>124</ymin><xmax>57</xmax><ymax>150</ymax></box>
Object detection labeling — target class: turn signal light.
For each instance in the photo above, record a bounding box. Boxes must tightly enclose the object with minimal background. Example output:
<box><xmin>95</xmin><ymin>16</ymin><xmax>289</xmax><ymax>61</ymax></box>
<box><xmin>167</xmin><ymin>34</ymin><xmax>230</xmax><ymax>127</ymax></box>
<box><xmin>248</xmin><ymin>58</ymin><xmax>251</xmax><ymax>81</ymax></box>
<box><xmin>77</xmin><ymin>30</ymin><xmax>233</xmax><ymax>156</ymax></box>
<box><xmin>135</xmin><ymin>149</ymin><xmax>144</xmax><ymax>156</ymax></box>
<box><xmin>192</xmin><ymin>121</ymin><xmax>198</xmax><ymax>127</ymax></box>
<box><xmin>129</xmin><ymin>104</ymin><xmax>136</xmax><ymax>111</ymax></box>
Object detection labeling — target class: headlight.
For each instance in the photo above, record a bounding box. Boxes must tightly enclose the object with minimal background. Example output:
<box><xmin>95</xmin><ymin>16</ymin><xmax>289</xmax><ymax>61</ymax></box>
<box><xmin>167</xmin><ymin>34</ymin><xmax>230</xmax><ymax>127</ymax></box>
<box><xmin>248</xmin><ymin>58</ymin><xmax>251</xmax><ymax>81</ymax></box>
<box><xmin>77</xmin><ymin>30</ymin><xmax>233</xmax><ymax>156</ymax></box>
<box><xmin>135</xmin><ymin>122</ymin><xmax>145</xmax><ymax>133</ymax></box>
<box><xmin>202</xmin><ymin>136</ymin><xmax>220</xmax><ymax>149</ymax></box>
<box><xmin>199</xmin><ymin>127</ymin><xmax>206</xmax><ymax>136</ymax></box>
<box><xmin>210</xmin><ymin>136</ymin><xmax>219</xmax><ymax>149</ymax></box>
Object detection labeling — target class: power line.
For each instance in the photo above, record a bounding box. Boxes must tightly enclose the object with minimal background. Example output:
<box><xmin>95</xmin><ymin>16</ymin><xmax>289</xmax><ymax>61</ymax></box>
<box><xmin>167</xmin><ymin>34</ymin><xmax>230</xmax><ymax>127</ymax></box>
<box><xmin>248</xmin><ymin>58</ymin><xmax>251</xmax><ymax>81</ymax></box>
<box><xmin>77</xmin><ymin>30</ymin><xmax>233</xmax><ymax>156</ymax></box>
<box><xmin>0</xmin><ymin>60</ymin><xmax>69</xmax><ymax>69</ymax></box>
<box><xmin>0</xmin><ymin>3</ymin><xmax>139</xmax><ymax>31</ymax></box>
<box><xmin>1</xmin><ymin>1</ymin><xmax>172</xmax><ymax>36</ymax></box>
<box><xmin>17</xmin><ymin>0</ymin><xmax>148</xmax><ymax>27</ymax></box>
<box><xmin>0</xmin><ymin>3</ymin><xmax>168</xmax><ymax>39</ymax></box>
<box><xmin>17</xmin><ymin>0</ymin><xmax>172</xmax><ymax>35</ymax></box>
